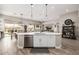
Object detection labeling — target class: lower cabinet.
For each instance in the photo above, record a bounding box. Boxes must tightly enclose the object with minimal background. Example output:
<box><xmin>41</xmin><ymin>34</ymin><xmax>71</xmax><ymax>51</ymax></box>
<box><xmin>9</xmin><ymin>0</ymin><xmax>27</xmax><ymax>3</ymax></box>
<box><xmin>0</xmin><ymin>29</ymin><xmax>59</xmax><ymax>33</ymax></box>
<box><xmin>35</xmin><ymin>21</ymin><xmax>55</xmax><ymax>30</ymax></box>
<box><xmin>17</xmin><ymin>33</ymin><xmax>61</xmax><ymax>48</ymax></box>
<box><xmin>33</xmin><ymin>34</ymin><xmax>55</xmax><ymax>47</ymax></box>
<box><xmin>48</xmin><ymin>35</ymin><xmax>55</xmax><ymax>47</ymax></box>
<box><xmin>55</xmin><ymin>35</ymin><xmax>62</xmax><ymax>48</ymax></box>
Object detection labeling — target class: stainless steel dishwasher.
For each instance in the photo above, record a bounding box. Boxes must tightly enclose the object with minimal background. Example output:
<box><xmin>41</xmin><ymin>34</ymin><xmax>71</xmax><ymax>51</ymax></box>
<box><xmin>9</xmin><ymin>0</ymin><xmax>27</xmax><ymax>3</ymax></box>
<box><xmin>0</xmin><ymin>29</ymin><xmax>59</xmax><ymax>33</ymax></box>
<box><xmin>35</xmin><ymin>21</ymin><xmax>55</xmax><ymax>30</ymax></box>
<box><xmin>24</xmin><ymin>35</ymin><xmax>33</xmax><ymax>48</ymax></box>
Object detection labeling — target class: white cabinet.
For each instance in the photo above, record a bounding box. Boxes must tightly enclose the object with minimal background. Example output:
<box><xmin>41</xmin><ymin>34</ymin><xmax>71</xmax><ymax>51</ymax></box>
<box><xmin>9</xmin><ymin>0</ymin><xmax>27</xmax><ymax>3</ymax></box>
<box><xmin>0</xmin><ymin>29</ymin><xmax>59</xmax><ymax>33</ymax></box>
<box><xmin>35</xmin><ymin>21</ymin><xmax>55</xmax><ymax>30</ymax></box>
<box><xmin>40</xmin><ymin>35</ymin><xmax>49</xmax><ymax>47</ymax></box>
<box><xmin>55</xmin><ymin>35</ymin><xmax>62</xmax><ymax>48</ymax></box>
<box><xmin>17</xmin><ymin>35</ymin><xmax>24</xmax><ymax>48</ymax></box>
<box><xmin>48</xmin><ymin>35</ymin><xmax>55</xmax><ymax>47</ymax></box>
<box><xmin>16</xmin><ymin>32</ymin><xmax>62</xmax><ymax>48</ymax></box>
<box><xmin>33</xmin><ymin>35</ymin><xmax>40</xmax><ymax>47</ymax></box>
<box><xmin>33</xmin><ymin>34</ymin><xmax>55</xmax><ymax>47</ymax></box>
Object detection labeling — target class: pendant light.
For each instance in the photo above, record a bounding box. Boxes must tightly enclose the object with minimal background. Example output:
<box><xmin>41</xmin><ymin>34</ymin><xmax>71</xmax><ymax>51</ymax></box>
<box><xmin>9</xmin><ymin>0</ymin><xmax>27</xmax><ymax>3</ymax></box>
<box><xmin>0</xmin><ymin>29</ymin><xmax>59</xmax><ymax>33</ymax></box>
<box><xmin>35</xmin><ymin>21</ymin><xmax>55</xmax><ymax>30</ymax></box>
<box><xmin>45</xmin><ymin>4</ymin><xmax>48</xmax><ymax>21</ymax></box>
<box><xmin>31</xmin><ymin>4</ymin><xmax>33</xmax><ymax>19</ymax></box>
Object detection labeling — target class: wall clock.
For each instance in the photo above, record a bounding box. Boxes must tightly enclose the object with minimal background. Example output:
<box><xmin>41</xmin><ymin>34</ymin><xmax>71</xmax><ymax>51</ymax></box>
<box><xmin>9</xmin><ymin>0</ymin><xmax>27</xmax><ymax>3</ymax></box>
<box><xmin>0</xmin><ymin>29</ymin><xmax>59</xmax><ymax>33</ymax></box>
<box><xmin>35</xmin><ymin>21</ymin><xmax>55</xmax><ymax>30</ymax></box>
<box><xmin>65</xmin><ymin>19</ymin><xmax>73</xmax><ymax>25</ymax></box>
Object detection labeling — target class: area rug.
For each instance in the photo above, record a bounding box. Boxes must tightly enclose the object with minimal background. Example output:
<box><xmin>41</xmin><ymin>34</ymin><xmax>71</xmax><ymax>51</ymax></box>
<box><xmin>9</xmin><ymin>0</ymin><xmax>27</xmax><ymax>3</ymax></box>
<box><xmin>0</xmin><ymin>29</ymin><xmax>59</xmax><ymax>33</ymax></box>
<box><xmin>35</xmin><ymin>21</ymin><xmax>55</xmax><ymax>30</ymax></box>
<box><xmin>31</xmin><ymin>48</ymin><xmax>49</xmax><ymax>55</ymax></box>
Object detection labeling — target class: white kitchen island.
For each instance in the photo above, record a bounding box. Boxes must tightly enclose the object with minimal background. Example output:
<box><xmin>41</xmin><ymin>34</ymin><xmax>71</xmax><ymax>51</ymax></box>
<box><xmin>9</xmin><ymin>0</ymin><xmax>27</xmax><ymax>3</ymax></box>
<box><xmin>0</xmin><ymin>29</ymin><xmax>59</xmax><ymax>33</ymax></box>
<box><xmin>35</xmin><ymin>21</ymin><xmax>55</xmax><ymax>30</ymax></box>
<box><xmin>16</xmin><ymin>32</ymin><xmax>62</xmax><ymax>49</ymax></box>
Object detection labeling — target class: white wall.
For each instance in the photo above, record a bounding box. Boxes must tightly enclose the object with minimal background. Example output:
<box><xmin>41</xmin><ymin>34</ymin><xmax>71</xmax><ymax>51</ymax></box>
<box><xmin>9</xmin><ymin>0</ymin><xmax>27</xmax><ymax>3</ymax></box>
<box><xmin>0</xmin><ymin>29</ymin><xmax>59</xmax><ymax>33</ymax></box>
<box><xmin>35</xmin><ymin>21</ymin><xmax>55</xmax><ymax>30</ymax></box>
<box><xmin>43</xmin><ymin>11</ymin><xmax>79</xmax><ymax>39</ymax></box>
<box><xmin>58</xmin><ymin>11</ymin><xmax>78</xmax><ymax>31</ymax></box>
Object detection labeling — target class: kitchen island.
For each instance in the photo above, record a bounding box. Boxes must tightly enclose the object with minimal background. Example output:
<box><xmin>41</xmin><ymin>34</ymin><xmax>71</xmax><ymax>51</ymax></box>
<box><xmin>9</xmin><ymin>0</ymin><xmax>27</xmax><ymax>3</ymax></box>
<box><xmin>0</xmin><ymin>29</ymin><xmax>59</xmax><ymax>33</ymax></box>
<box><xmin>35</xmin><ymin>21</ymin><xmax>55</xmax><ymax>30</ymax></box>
<box><xmin>15</xmin><ymin>32</ymin><xmax>62</xmax><ymax>49</ymax></box>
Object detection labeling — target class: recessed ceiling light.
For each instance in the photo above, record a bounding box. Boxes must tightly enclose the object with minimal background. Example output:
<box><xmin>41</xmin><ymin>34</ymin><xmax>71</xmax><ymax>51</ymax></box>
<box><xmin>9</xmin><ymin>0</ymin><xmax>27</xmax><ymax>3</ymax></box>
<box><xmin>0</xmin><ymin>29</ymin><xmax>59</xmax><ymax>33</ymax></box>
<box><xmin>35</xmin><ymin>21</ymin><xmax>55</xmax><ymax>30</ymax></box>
<box><xmin>31</xmin><ymin>4</ymin><xmax>34</xmax><ymax>7</ymax></box>
<box><xmin>31</xmin><ymin>5</ymin><xmax>34</xmax><ymax>7</ymax></box>
<box><xmin>66</xmin><ymin>9</ymin><xmax>69</xmax><ymax>12</ymax></box>
<box><xmin>51</xmin><ymin>6</ymin><xmax>55</xmax><ymax>9</ymax></box>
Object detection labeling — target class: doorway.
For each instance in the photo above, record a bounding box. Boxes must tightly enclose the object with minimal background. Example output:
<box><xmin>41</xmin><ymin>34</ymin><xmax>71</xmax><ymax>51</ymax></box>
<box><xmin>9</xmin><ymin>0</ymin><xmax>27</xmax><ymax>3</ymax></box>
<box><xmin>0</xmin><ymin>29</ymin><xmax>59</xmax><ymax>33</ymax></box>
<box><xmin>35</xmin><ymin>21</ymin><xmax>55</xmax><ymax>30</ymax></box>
<box><xmin>4</xmin><ymin>23</ymin><xmax>24</xmax><ymax>39</ymax></box>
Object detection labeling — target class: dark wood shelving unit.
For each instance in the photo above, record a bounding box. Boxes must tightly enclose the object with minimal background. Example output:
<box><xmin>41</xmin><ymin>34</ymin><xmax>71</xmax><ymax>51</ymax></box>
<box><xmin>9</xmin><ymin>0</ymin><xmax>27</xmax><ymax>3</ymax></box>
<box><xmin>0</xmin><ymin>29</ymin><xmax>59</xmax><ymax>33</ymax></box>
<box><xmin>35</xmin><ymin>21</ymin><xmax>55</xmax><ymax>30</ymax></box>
<box><xmin>62</xmin><ymin>26</ymin><xmax>76</xmax><ymax>39</ymax></box>
<box><xmin>62</xmin><ymin>19</ymin><xmax>76</xmax><ymax>39</ymax></box>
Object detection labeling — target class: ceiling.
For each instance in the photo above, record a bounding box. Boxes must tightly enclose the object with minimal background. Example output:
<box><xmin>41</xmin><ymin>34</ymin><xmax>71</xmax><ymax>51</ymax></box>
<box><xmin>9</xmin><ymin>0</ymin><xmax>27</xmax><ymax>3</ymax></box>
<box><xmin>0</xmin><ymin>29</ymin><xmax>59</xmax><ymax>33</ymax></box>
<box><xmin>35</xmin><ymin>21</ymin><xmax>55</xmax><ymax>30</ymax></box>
<box><xmin>0</xmin><ymin>4</ymin><xmax>79</xmax><ymax>22</ymax></box>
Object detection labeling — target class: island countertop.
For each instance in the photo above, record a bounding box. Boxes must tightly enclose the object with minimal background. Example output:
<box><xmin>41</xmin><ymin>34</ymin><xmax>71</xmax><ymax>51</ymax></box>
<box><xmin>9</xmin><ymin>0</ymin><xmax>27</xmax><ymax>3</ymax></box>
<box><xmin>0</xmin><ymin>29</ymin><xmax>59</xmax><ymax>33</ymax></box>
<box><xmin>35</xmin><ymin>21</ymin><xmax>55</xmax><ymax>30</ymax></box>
<box><xmin>14</xmin><ymin>32</ymin><xmax>62</xmax><ymax>35</ymax></box>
